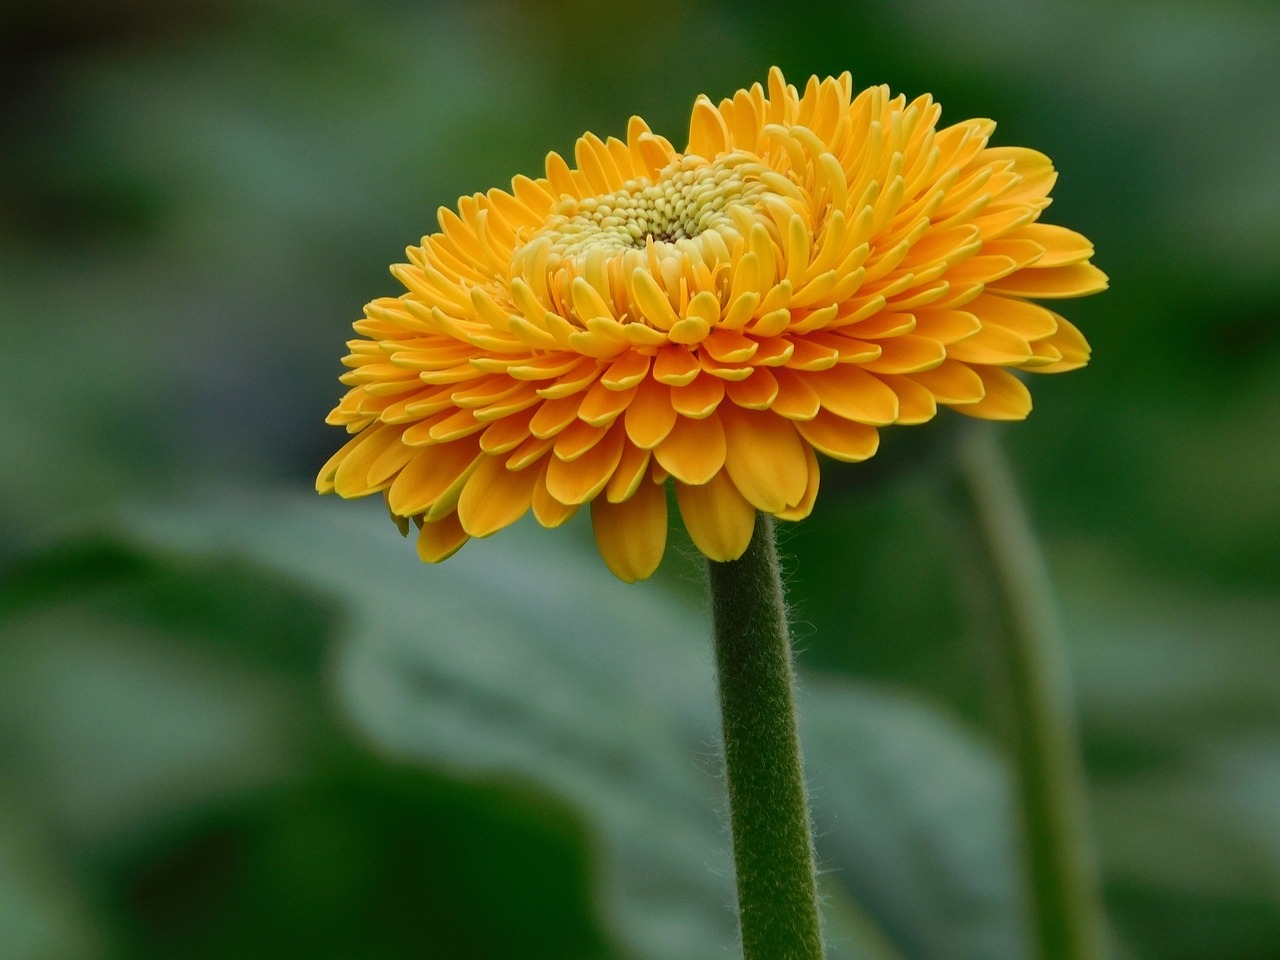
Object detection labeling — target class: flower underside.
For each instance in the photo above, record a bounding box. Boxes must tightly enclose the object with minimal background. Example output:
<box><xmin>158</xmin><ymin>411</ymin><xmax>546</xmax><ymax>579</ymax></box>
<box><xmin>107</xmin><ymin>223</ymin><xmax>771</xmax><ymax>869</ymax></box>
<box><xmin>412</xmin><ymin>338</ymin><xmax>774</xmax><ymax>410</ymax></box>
<box><xmin>318</xmin><ymin>68</ymin><xmax>1106</xmax><ymax>581</ymax></box>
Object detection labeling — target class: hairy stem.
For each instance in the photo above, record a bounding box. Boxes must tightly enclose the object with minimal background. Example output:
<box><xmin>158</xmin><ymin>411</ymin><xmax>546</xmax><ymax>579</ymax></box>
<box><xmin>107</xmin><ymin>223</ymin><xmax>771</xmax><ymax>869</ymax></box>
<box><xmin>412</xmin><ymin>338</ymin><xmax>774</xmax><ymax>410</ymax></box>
<box><xmin>708</xmin><ymin>513</ymin><xmax>826</xmax><ymax>960</ymax></box>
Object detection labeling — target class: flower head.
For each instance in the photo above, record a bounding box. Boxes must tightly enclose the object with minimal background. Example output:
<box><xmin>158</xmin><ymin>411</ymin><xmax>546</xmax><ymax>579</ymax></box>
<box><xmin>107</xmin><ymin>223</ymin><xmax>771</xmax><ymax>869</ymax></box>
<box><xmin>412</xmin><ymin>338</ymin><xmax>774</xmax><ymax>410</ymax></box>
<box><xmin>318</xmin><ymin>69</ymin><xmax>1105</xmax><ymax>581</ymax></box>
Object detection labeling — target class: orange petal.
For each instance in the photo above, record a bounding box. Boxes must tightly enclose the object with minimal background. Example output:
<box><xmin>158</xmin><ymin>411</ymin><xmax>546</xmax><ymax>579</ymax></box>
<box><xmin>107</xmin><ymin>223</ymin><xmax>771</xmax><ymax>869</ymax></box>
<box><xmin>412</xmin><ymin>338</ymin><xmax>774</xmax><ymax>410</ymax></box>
<box><xmin>591</xmin><ymin>480</ymin><xmax>668</xmax><ymax>582</ymax></box>
<box><xmin>724</xmin><ymin>368</ymin><xmax>780</xmax><ymax>410</ymax></box>
<box><xmin>946</xmin><ymin>324</ymin><xmax>1033</xmax><ymax>365</ymax></box>
<box><xmin>906</xmin><ymin>359</ymin><xmax>986</xmax><ymax>404</ymax></box>
<box><xmin>578</xmin><ymin>380</ymin><xmax>638</xmax><ymax>427</ymax></box>
<box><xmin>860</xmin><ymin>335</ymin><xmax>947</xmax><ymax>374</ymax></box>
<box><xmin>952</xmin><ymin>367</ymin><xmax>1032</xmax><ymax>420</ymax></box>
<box><xmin>671</xmin><ymin>373</ymin><xmax>726</xmax><ymax>419</ymax></box>
<box><xmin>416</xmin><ymin>513</ymin><xmax>470</xmax><ymax>563</ymax></box>
<box><xmin>1024</xmin><ymin>314</ymin><xmax>1091</xmax><ymax>373</ymax></box>
<box><xmin>965</xmin><ymin>293</ymin><xmax>1058</xmax><ymax>340</ymax></box>
<box><xmin>774</xmin><ymin>443</ymin><xmax>821</xmax><ymax>521</ymax></box>
<box><xmin>456</xmin><ymin>455</ymin><xmax>540</xmax><ymax>537</ymax></box>
<box><xmin>721</xmin><ymin>407</ymin><xmax>810</xmax><ymax>512</ymax></box>
<box><xmin>1013</xmin><ymin>223</ymin><xmax>1095</xmax><ymax>267</ymax></box>
<box><xmin>544</xmin><ymin>423</ymin><xmax>626</xmax><ymax>504</ymax></box>
<box><xmin>770</xmin><ymin>367</ymin><xmax>822</xmax><ymax>420</ymax></box>
<box><xmin>986</xmin><ymin>262</ymin><xmax>1108</xmax><ymax>299</ymax></box>
<box><xmin>531</xmin><ymin>463</ymin><xmax>579</xmax><ymax>527</ymax></box>
<box><xmin>387</xmin><ymin>441</ymin><xmax>483</xmax><ymax>516</ymax></box>
<box><xmin>606</xmin><ymin>441</ymin><xmax>652</xmax><ymax>503</ymax></box>
<box><xmin>806</xmin><ymin>367</ymin><xmax>899</xmax><ymax>425</ymax></box>
<box><xmin>794</xmin><ymin>409</ymin><xmax>880</xmax><ymax>462</ymax></box>
<box><xmin>675</xmin><ymin>471</ymin><xmax>757</xmax><ymax>562</ymax></box>
<box><xmin>654</xmin><ymin>413</ymin><xmax>727</xmax><ymax>485</ymax></box>
<box><xmin>878</xmin><ymin>374</ymin><xmax>939</xmax><ymax>425</ymax></box>
<box><xmin>624</xmin><ymin>377</ymin><xmax>677</xmax><ymax>449</ymax></box>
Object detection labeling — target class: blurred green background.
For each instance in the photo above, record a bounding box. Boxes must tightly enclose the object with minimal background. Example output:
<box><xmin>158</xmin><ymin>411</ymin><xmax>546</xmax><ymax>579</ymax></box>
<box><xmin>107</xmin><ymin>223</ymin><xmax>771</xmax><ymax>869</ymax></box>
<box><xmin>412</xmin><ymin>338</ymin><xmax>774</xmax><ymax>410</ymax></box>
<box><xmin>2</xmin><ymin>0</ymin><xmax>1278</xmax><ymax>957</ymax></box>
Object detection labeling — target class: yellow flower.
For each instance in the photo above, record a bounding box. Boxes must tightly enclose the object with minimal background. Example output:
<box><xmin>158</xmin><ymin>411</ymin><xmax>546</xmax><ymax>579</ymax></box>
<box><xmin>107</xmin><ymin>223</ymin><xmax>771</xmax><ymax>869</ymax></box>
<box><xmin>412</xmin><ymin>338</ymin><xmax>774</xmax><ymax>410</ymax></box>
<box><xmin>318</xmin><ymin>68</ymin><xmax>1105</xmax><ymax>582</ymax></box>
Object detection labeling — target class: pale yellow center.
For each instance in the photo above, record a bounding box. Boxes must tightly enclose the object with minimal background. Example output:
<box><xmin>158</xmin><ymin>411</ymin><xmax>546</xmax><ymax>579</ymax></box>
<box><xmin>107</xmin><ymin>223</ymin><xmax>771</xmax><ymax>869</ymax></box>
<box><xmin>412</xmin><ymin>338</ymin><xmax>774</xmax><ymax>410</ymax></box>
<box><xmin>523</xmin><ymin>152</ymin><xmax>776</xmax><ymax>271</ymax></box>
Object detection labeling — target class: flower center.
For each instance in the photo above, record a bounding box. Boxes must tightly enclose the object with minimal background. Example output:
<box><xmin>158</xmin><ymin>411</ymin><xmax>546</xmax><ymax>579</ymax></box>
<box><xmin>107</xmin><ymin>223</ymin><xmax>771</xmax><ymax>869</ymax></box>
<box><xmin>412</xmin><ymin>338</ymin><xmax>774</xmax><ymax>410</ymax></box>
<box><xmin>520</xmin><ymin>152</ymin><xmax>777</xmax><ymax>272</ymax></box>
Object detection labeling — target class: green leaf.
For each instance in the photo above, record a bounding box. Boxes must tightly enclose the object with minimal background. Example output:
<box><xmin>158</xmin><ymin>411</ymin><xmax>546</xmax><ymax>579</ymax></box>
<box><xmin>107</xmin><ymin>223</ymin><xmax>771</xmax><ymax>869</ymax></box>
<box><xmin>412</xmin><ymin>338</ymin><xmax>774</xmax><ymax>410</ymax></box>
<box><xmin>117</xmin><ymin>490</ymin><xmax>1026</xmax><ymax>960</ymax></box>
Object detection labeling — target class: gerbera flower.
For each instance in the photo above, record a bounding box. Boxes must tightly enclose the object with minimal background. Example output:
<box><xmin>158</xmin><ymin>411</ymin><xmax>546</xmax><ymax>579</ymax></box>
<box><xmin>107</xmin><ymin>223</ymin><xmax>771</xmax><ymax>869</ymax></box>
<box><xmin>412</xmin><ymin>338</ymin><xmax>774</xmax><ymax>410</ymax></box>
<box><xmin>318</xmin><ymin>68</ymin><xmax>1105</xmax><ymax>581</ymax></box>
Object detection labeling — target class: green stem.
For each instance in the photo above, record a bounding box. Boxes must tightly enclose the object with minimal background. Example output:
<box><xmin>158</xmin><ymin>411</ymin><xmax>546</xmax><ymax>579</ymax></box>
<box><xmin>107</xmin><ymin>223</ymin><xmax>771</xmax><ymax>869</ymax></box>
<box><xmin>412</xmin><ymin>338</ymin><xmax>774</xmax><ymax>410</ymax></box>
<box><xmin>954</xmin><ymin>426</ymin><xmax>1106</xmax><ymax>960</ymax></box>
<box><xmin>707</xmin><ymin>513</ymin><xmax>826</xmax><ymax>960</ymax></box>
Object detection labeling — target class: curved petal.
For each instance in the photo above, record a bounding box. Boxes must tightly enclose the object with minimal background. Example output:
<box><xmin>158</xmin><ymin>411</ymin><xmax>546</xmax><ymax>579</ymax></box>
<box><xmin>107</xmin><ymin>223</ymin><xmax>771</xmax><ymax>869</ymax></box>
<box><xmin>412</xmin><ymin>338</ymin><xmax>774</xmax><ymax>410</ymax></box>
<box><xmin>591</xmin><ymin>480</ymin><xmax>668</xmax><ymax>582</ymax></box>
<box><xmin>721</xmin><ymin>406</ymin><xmax>810</xmax><ymax>512</ymax></box>
<box><xmin>456</xmin><ymin>455</ymin><xmax>540</xmax><ymax>537</ymax></box>
<box><xmin>675</xmin><ymin>470</ymin><xmax>757</xmax><ymax>562</ymax></box>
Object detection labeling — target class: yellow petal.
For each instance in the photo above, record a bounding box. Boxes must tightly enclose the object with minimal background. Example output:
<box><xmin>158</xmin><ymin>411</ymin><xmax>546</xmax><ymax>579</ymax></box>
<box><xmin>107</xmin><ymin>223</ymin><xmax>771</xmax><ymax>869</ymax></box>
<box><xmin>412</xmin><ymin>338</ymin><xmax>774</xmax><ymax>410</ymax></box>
<box><xmin>774</xmin><ymin>443</ymin><xmax>821</xmax><ymax>521</ymax></box>
<box><xmin>531</xmin><ymin>463</ymin><xmax>579</xmax><ymax>527</ymax></box>
<box><xmin>544</xmin><ymin>423</ymin><xmax>625</xmax><ymax>504</ymax></box>
<box><xmin>671</xmin><ymin>373</ymin><xmax>726</xmax><ymax>419</ymax></box>
<box><xmin>624</xmin><ymin>377</ymin><xmax>677</xmax><ymax>449</ymax></box>
<box><xmin>794</xmin><ymin>409</ymin><xmax>880</xmax><ymax>462</ymax></box>
<box><xmin>878</xmin><ymin>374</ymin><xmax>939</xmax><ymax>425</ymax></box>
<box><xmin>721</xmin><ymin>407</ymin><xmax>810</xmax><ymax>512</ymax></box>
<box><xmin>387</xmin><ymin>441</ymin><xmax>483</xmax><ymax>516</ymax></box>
<box><xmin>952</xmin><ymin>367</ymin><xmax>1032</xmax><ymax>420</ymax></box>
<box><xmin>591</xmin><ymin>480</ymin><xmax>668</xmax><ymax>582</ymax></box>
<box><xmin>606</xmin><ymin>441</ymin><xmax>652</xmax><ymax>503</ymax></box>
<box><xmin>966</xmin><ymin>293</ymin><xmax>1058</xmax><ymax>339</ymax></box>
<box><xmin>860</xmin><ymin>335</ymin><xmax>947</xmax><ymax>374</ymax></box>
<box><xmin>986</xmin><ymin>262</ymin><xmax>1109</xmax><ymax>299</ymax></box>
<box><xmin>946</xmin><ymin>324</ymin><xmax>1034</xmax><ymax>365</ymax></box>
<box><xmin>724</xmin><ymin>368</ymin><xmax>780</xmax><ymax>410</ymax></box>
<box><xmin>1014</xmin><ymin>223</ymin><xmax>1095</xmax><ymax>267</ymax></box>
<box><xmin>807</xmin><ymin>367</ymin><xmax>899</xmax><ymax>424</ymax></box>
<box><xmin>654</xmin><ymin>413</ymin><xmax>727</xmax><ymax>485</ymax></box>
<box><xmin>416</xmin><ymin>513</ymin><xmax>470</xmax><ymax>563</ymax></box>
<box><xmin>675</xmin><ymin>471</ymin><xmax>757</xmax><ymax>562</ymax></box>
<box><xmin>331</xmin><ymin>423</ymin><xmax>408</xmax><ymax>496</ymax></box>
<box><xmin>578</xmin><ymin>379</ymin><xmax>638</xmax><ymax>427</ymax></box>
<box><xmin>769</xmin><ymin>368</ymin><xmax>822</xmax><ymax>420</ymax></box>
<box><xmin>906</xmin><ymin>359</ymin><xmax>986</xmax><ymax>404</ymax></box>
<box><xmin>1024</xmin><ymin>314</ymin><xmax>1091</xmax><ymax>373</ymax></box>
<box><xmin>456</xmin><ymin>455</ymin><xmax>539</xmax><ymax>537</ymax></box>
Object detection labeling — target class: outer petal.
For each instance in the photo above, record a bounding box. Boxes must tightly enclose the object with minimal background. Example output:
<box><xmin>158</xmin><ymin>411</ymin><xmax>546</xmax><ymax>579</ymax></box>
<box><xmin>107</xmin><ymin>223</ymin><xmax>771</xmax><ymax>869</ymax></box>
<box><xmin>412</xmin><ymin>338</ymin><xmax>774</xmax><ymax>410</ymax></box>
<box><xmin>721</xmin><ymin>406</ymin><xmax>810</xmax><ymax>512</ymax></box>
<box><xmin>675</xmin><ymin>470</ymin><xmax>757</xmax><ymax>562</ymax></box>
<box><xmin>590</xmin><ymin>480</ymin><xmax>668</xmax><ymax>582</ymax></box>
<box><xmin>416</xmin><ymin>513</ymin><xmax>470</xmax><ymax>562</ymax></box>
<box><xmin>456</xmin><ymin>455</ymin><xmax>539</xmax><ymax>537</ymax></box>
<box><xmin>952</xmin><ymin>366</ymin><xmax>1032</xmax><ymax>420</ymax></box>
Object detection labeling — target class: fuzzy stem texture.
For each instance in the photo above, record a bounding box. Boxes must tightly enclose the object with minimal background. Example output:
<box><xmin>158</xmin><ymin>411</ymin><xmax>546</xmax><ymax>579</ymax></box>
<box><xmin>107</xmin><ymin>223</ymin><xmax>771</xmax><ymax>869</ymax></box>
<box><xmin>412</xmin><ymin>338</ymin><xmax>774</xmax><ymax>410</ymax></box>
<box><xmin>708</xmin><ymin>513</ymin><xmax>826</xmax><ymax>960</ymax></box>
<box><xmin>955</xmin><ymin>425</ymin><xmax>1106</xmax><ymax>960</ymax></box>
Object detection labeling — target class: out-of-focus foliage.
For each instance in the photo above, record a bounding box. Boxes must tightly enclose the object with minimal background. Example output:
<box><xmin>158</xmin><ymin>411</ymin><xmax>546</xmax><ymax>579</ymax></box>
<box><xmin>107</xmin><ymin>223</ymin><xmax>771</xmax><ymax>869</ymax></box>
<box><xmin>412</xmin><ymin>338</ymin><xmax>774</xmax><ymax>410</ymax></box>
<box><xmin>1</xmin><ymin>0</ymin><xmax>1278</xmax><ymax>957</ymax></box>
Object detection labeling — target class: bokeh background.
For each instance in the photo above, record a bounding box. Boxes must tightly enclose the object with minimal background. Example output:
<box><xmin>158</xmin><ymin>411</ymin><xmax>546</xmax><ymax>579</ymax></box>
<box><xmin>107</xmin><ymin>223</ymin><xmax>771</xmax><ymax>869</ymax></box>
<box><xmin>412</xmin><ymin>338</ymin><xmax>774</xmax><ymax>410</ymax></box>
<box><xmin>2</xmin><ymin>0</ymin><xmax>1278</xmax><ymax>957</ymax></box>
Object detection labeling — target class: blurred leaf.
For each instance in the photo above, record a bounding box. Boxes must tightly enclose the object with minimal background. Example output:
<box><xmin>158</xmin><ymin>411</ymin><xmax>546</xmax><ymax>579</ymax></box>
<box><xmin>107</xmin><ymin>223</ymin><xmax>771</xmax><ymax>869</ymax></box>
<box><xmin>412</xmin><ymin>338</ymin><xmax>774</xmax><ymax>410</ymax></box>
<box><xmin>114</xmin><ymin>489</ymin><xmax>1028</xmax><ymax>960</ymax></box>
<box><xmin>0</xmin><ymin>532</ymin><xmax>618</xmax><ymax>960</ymax></box>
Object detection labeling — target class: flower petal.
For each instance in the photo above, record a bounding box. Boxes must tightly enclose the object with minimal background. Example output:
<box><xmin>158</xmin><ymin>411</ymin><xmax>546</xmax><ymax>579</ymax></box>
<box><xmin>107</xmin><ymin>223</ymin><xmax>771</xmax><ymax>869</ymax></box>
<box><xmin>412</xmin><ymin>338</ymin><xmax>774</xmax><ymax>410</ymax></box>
<box><xmin>675</xmin><ymin>470</ymin><xmax>757</xmax><ymax>562</ymax></box>
<box><xmin>591</xmin><ymin>480</ymin><xmax>668</xmax><ymax>582</ymax></box>
<box><xmin>721</xmin><ymin>407</ymin><xmax>810</xmax><ymax>512</ymax></box>
<box><xmin>952</xmin><ymin>366</ymin><xmax>1032</xmax><ymax>420</ymax></box>
<box><xmin>387</xmin><ymin>441</ymin><xmax>483</xmax><ymax>516</ymax></box>
<box><xmin>654</xmin><ymin>413</ymin><xmax>727</xmax><ymax>485</ymax></box>
<box><xmin>774</xmin><ymin>443</ymin><xmax>821</xmax><ymax>521</ymax></box>
<box><xmin>416</xmin><ymin>513</ymin><xmax>470</xmax><ymax>563</ymax></box>
<box><xmin>986</xmin><ymin>262</ymin><xmax>1109</xmax><ymax>299</ymax></box>
<box><xmin>806</xmin><ymin>367</ymin><xmax>899</xmax><ymax>424</ymax></box>
<box><xmin>794</xmin><ymin>409</ymin><xmax>880</xmax><ymax>462</ymax></box>
<box><xmin>544</xmin><ymin>423</ymin><xmax>626</xmax><ymax>504</ymax></box>
<box><xmin>624</xmin><ymin>377</ymin><xmax>677</xmax><ymax>449</ymax></box>
<box><xmin>456</xmin><ymin>455</ymin><xmax>540</xmax><ymax>537</ymax></box>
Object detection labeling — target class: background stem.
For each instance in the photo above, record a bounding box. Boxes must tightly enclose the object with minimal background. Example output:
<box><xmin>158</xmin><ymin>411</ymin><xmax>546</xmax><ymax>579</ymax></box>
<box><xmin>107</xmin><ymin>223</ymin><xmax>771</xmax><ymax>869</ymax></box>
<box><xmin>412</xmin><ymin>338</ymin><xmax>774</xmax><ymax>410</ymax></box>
<box><xmin>708</xmin><ymin>512</ymin><xmax>826</xmax><ymax>960</ymax></box>
<box><xmin>955</xmin><ymin>425</ymin><xmax>1107</xmax><ymax>960</ymax></box>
